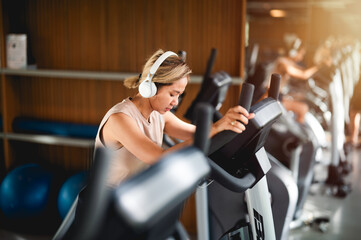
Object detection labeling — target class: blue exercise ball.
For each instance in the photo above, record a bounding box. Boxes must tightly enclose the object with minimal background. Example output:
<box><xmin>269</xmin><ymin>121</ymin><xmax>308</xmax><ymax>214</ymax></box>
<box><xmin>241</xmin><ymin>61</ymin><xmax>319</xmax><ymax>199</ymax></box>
<box><xmin>0</xmin><ymin>163</ymin><xmax>53</xmax><ymax>218</ymax></box>
<box><xmin>57</xmin><ymin>171</ymin><xmax>88</xmax><ymax>219</ymax></box>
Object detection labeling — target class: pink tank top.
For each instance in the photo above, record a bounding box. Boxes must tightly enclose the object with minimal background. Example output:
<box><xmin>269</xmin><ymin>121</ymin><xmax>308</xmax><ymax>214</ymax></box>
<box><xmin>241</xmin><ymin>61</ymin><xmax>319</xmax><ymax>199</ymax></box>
<box><xmin>95</xmin><ymin>98</ymin><xmax>165</xmax><ymax>186</ymax></box>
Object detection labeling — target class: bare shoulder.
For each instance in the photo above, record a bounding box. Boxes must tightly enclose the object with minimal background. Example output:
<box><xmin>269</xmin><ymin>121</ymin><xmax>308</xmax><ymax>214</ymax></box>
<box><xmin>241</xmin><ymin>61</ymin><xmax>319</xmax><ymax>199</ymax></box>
<box><xmin>101</xmin><ymin>112</ymin><xmax>139</xmax><ymax>148</ymax></box>
<box><xmin>104</xmin><ymin>112</ymin><xmax>140</xmax><ymax>135</ymax></box>
<box><xmin>107</xmin><ymin>112</ymin><xmax>134</xmax><ymax>126</ymax></box>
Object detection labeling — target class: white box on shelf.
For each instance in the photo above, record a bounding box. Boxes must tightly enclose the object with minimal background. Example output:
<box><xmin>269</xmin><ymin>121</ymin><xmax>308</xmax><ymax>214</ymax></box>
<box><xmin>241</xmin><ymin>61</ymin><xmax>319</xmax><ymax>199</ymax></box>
<box><xmin>6</xmin><ymin>34</ymin><xmax>27</xmax><ymax>69</ymax></box>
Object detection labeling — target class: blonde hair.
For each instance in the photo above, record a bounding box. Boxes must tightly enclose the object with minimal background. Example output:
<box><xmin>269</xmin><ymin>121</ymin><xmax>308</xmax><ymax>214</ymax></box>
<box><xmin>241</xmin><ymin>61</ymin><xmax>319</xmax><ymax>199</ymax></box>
<box><xmin>124</xmin><ymin>49</ymin><xmax>192</xmax><ymax>89</ymax></box>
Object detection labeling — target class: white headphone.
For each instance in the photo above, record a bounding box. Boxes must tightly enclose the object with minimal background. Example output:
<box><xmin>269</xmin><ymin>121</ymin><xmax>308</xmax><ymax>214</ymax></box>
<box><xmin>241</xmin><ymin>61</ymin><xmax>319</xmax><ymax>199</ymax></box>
<box><xmin>288</xmin><ymin>38</ymin><xmax>302</xmax><ymax>58</ymax></box>
<box><xmin>138</xmin><ymin>51</ymin><xmax>178</xmax><ymax>98</ymax></box>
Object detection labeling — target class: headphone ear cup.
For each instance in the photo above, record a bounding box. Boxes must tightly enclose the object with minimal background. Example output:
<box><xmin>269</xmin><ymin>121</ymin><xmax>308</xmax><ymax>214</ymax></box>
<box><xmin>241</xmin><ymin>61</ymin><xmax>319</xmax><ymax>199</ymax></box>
<box><xmin>139</xmin><ymin>80</ymin><xmax>157</xmax><ymax>98</ymax></box>
<box><xmin>289</xmin><ymin>49</ymin><xmax>297</xmax><ymax>58</ymax></box>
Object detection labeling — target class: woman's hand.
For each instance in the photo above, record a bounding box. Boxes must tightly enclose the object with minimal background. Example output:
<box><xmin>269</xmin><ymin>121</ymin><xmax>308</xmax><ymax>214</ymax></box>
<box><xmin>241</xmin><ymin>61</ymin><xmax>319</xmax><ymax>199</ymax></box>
<box><xmin>210</xmin><ymin>105</ymin><xmax>255</xmax><ymax>137</ymax></box>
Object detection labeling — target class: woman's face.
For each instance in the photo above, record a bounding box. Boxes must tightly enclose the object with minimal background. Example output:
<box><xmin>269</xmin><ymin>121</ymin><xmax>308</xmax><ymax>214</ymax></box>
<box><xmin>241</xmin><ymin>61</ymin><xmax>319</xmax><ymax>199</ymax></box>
<box><xmin>150</xmin><ymin>76</ymin><xmax>188</xmax><ymax>114</ymax></box>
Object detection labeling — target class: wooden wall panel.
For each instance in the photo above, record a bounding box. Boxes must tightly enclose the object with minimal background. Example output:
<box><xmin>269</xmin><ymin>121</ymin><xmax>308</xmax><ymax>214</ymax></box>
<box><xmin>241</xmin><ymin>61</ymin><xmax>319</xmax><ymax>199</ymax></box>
<box><xmin>0</xmin><ymin>0</ymin><xmax>247</xmax><ymax>235</ymax></box>
<box><xmin>307</xmin><ymin>8</ymin><xmax>339</xmax><ymax>54</ymax></box>
<box><xmin>180</xmin><ymin>194</ymin><xmax>197</xmax><ymax>234</ymax></box>
<box><xmin>0</xmin><ymin>140</ymin><xmax>4</xmax><ymax>180</ymax></box>
<box><xmin>8</xmin><ymin>141</ymin><xmax>92</xmax><ymax>171</ymax></box>
<box><xmin>0</xmin><ymin>0</ymin><xmax>5</xmax><ymax>68</ymax></box>
<box><xmin>2</xmin><ymin>77</ymin><xmax>21</xmax><ymax>133</ymax></box>
<box><xmin>7</xmin><ymin>77</ymin><xmax>136</xmax><ymax>125</ymax></box>
<box><xmin>248</xmin><ymin>18</ymin><xmax>309</xmax><ymax>63</ymax></box>
<box><xmin>249</xmin><ymin>18</ymin><xmax>308</xmax><ymax>47</ymax></box>
<box><xmin>0</xmin><ymin>77</ymin><xmax>2</xmax><ymax>115</ymax></box>
<box><xmin>0</xmin><ymin>0</ymin><xmax>5</xmax><ymax>118</ymax></box>
<box><xmin>3</xmin><ymin>0</ymin><xmax>246</xmax><ymax>76</ymax></box>
<box><xmin>247</xmin><ymin>6</ymin><xmax>353</xmax><ymax>66</ymax></box>
<box><xmin>4</xmin><ymin>77</ymin><xmax>240</xmax><ymax>126</ymax></box>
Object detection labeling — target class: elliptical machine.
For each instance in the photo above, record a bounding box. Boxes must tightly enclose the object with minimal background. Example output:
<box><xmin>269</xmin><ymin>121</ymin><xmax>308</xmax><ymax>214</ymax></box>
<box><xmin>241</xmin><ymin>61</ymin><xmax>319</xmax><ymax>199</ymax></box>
<box><xmin>52</xmin><ymin>103</ymin><xmax>215</xmax><ymax>240</ymax></box>
<box><xmin>186</xmin><ymin>75</ymin><xmax>298</xmax><ymax>240</ymax></box>
<box><xmin>184</xmin><ymin>48</ymin><xmax>232</xmax><ymax>123</ymax></box>
<box><xmin>206</xmin><ymin>77</ymin><xmax>297</xmax><ymax>240</ymax></box>
<box><xmin>245</xmin><ymin>65</ymin><xmax>327</xmax><ymax>223</ymax></box>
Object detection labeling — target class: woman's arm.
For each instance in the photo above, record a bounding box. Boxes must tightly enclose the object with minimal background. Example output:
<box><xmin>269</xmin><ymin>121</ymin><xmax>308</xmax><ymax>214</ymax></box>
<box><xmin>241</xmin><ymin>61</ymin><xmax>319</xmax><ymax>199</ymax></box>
<box><xmin>210</xmin><ymin>105</ymin><xmax>255</xmax><ymax>137</ymax></box>
<box><xmin>102</xmin><ymin>113</ymin><xmax>166</xmax><ymax>164</ymax></box>
<box><xmin>163</xmin><ymin>111</ymin><xmax>195</xmax><ymax>141</ymax></box>
<box><xmin>284</xmin><ymin>60</ymin><xmax>319</xmax><ymax>80</ymax></box>
<box><xmin>102</xmin><ymin>106</ymin><xmax>254</xmax><ymax>166</ymax></box>
<box><xmin>164</xmin><ymin>106</ymin><xmax>255</xmax><ymax>140</ymax></box>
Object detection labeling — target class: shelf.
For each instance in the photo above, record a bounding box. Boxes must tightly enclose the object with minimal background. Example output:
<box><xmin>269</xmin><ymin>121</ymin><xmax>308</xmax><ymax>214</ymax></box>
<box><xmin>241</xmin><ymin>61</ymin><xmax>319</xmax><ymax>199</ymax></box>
<box><xmin>0</xmin><ymin>68</ymin><xmax>134</xmax><ymax>81</ymax></box>
<box><xmin>2</xmin><ymin>132</ymin><xmax>94</xmax><ymax>148</ymax></box>
<box><xmin>0</xmin><ymin>68</ymin><xmax>243</xmax><ymax>84</ymax></box>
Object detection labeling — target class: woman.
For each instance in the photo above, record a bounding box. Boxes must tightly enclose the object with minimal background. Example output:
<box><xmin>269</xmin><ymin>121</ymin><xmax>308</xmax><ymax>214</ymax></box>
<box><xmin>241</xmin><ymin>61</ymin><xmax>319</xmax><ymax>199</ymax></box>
<box><xmin>95</xmin><ymin>49</ymin><xmax>254</xmax><ymax>186</ymax></box>
<box><xmin>272</xmin><ymin>38</ymin><xmax>323</xmax><ymax>124</ymax></box>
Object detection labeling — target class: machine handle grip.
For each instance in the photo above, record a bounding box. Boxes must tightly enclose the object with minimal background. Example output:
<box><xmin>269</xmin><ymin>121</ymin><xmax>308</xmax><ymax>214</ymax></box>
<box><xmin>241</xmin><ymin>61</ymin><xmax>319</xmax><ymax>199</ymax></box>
<box><xmin>238</xmin><ymin>82</ymin><xmax>255</xmax><ymax>112</ymax></box>
<box><xmin>194</xmin><ymin>103</ymin><xmax>214</xmax><ymax>154</ymax></box>
<box><xmin>208</xmin><ymin>82</ymin><xmax>255</xmax><ymax>155</ymax></box>
<box><xmin>268</xmin><ymin>73</ymin><xmax>281</xmax><ymax>100</ymax></box>
<box><xmin>203</xmin><ymin>48</ymin><xmax>218</xmax><ymax>81</ymax></box>
<box><xmin>69</xmin><ymin>148</ymin><xmax>111</xmax><ymax>240</ymax></box>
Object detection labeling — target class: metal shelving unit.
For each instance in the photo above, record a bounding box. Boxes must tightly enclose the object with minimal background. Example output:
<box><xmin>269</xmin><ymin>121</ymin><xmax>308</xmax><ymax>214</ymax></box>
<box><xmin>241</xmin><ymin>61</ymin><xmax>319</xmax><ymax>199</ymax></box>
<box><xmin>0</xmin><ymin>68</ymin><xmax>243</xmax><ymax>84</ymax></box>
<box><xmin>0</xmin><ymin>68</ymin><xmax>242</xmax><ymax>149</ymax></box>
<box><xmin>2</xmin><ymin>133</ymin><xmax>94</xmax><ymax>147</ymax></box>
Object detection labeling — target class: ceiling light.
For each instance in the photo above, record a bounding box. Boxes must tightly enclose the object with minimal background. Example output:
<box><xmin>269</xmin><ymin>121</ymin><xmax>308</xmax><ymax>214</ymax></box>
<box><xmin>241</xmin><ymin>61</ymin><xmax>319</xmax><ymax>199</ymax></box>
<box><xmin>270</xmin><ymin>9</ymin><xmax>287</xmax><ymax>18</ymax></box>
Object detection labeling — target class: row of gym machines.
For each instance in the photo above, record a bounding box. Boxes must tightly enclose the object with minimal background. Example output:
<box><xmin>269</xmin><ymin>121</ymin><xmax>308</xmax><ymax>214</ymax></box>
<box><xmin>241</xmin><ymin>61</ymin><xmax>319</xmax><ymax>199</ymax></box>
<box><xmin>53</xmin><ymin>72</ymin><xmax>285</xmax><ymax>239</ymax></box>
<box><xmin>182</xmin><ymin>39</ymin><xmax>361</xmax><ymax>239</ymax></box>
<box><xmin>52</xmin><ymin>39</ymin><xmax>360</xmax><ymax>240</ymax></box>
<box><xmin>281</xmin><ymin>36</ymin><xmax>361</xmax><ymax>199</ymax></box>
<box><xmin>303</xmin><ymin>37</ymin><xmax>360</xmax><ymax>195</ymax></box>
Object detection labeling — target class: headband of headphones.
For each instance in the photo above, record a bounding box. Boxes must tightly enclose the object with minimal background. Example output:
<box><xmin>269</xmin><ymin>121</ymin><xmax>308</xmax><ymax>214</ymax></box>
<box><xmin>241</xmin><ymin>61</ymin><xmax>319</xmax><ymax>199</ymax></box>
<box><xmin>138</xmin><ymin>51</ymin><xmax>178</xmax><ymax>98</ymax></box>
<box><xmin>145</xmin><ymin>51</ymin><xmax>178</xmax><ymax>81</ymax></box>
<box><xmin>288</xmin><ymin>38</ymin><xmax>302</xmax><ymax>57</ymax></box>
<box><xmin>292</xmin><ymin>38</ymin><xmax>302</xmax><ymax>51</ymax></box>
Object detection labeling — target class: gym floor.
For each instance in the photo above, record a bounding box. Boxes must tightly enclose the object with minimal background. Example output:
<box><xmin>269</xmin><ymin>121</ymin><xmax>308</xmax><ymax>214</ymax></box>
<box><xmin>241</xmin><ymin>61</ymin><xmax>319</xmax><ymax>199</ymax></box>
<box><xmin>0</xmin><ymin>148</ymin><xmax>361</xmax><ymax>240</ymax></box>
<box><xmin>288</xmin><ymin>146</ymin><xmax>361</xmax><ymax>240</ymax></box>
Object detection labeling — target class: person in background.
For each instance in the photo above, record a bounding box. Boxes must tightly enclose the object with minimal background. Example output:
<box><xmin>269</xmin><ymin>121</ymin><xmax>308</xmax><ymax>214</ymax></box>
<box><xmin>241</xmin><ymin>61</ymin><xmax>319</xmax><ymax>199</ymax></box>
<box><xmin>272</xmin><ymin>36</ymin><xmax>329</xmax><ymax>124</ymax></box>
<box><xmin>348</xmin><ymin>78</ymin><xmax>361</xmax><ymax>148</ymax></box>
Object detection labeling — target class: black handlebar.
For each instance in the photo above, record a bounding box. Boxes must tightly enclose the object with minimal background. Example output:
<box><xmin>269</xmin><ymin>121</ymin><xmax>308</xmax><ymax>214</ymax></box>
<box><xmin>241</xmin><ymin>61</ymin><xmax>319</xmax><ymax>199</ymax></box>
<box><xmin>203</xmin><ymin>48</ymin><xmax>218</xmax><ymax>83</ymax></box>
<box><xmin>203</xmin><ymin>82</ymin><xmax>283</xmax><ymax>193</ymax></box>
<box><xmin>67</xmin><ymin>148</ymin><xmax>111</xmax><ymax>240</ymax></box>
<box><xmin>238</xmin><ymin>83</ymin><xmax>255</xmax><ymax>112</ymax></box>
<box><xmin>268</xmin><ymin>73</ymin><xmax>281</xmax><ymax>100</ymax></box>
<box><xmin>208</xmin><ymin>82</ymin><xmax>255</xmax><ymax>155</ymax></box>
<box><xmin>194</xmin><ymin>103</ymin><xmax>214</xmax><ymax>154</ymax></box>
